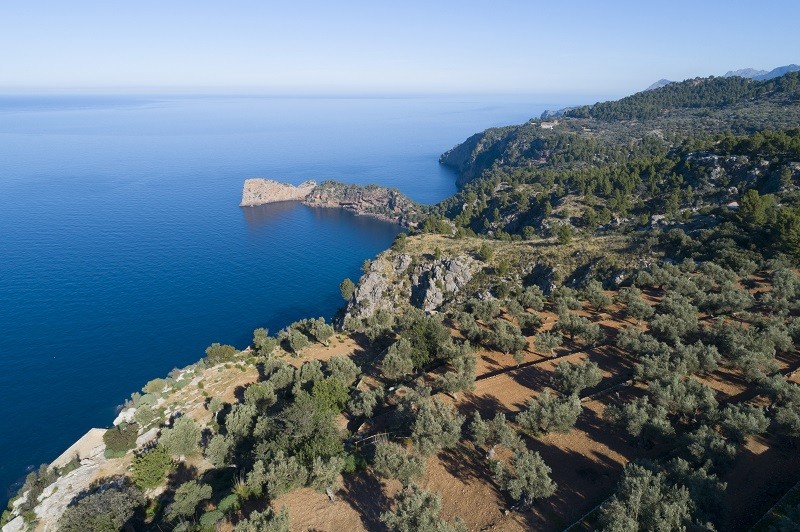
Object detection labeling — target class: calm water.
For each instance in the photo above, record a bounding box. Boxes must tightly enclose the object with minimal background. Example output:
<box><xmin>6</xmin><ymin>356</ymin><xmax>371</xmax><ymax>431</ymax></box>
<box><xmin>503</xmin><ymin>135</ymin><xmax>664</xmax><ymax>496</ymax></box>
<box><xmin>0</xmin><ymin>94</ymin><xmax>568</xmax><ymax>496</ymax></box>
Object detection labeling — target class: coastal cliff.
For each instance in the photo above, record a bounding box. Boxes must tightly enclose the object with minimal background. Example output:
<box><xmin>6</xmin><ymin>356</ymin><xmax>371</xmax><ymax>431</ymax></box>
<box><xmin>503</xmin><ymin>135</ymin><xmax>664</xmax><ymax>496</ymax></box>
<box><xmin>239</xmin><ymin>178</ymin><xmax>317</xmax><ymax>206</ymax></box>
<box><xmin>240</xmin><ymin>178</ymin><xmax>424</xmax><ymax>227</ymax></box>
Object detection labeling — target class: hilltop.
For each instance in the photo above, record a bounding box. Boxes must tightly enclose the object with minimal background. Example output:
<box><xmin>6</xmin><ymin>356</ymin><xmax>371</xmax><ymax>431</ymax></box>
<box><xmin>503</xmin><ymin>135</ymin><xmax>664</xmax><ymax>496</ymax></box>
<box><xmin>3</xmin><ymin>71</ymin><xmax>800</xmax><ymax>532</ymax></box>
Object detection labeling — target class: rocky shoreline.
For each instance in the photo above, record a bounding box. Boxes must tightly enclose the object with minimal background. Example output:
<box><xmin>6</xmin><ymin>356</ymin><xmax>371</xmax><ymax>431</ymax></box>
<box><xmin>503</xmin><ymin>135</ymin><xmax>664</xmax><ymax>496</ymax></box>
<box><xmin>240</xmin><ymin>178</ymin><xmax>424</xmax><ymax>227</ymax></box>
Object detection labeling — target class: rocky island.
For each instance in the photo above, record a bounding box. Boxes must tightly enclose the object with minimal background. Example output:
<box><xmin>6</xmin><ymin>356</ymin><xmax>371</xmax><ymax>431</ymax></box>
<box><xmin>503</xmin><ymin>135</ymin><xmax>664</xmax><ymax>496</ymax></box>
<box><xmin>240</xmin><ymin>178</ymin><xmax>424</xmax><ymax>227</ymax></box>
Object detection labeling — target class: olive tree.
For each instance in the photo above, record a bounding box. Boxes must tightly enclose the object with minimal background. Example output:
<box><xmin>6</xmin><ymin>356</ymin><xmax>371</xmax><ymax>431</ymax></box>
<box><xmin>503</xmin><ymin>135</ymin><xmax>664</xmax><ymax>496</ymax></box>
<box><xmin>491</xmin><ymin>450</ymin><xmax>556</xmax><ymax>507</ymax></box>
<box><xmin>599</xmin><ymin>463</ymin><xmax>693</xmax><ymax>531</ymax></box>
<box><xmin>373</xmin><ymin>440</ymin><xmax>425</xmax><ymax>486</ymax></box>
<box><xmin>551</xmin><ymin>360</ymin><xmax>602</xmax><ymax>395</ymax></box>
<box><xmin>381</xmin><ymin>484</ymin><xmax>464</xmax><ymax>532</ymax></box>
<box><xmin>411</xmin><ymin>398</ymin><xmax>465</xmax><ymax>456</ymax></box>
<box><xmin>517</xmin><ymin>391</ymin><xmax>582</xmax><ymax>435</ymax></box>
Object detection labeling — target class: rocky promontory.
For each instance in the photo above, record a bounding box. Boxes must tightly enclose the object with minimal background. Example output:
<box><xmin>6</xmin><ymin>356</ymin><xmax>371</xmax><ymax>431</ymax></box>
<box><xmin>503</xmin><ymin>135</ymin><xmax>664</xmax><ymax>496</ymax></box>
<box><xmin>240</xmin><ymin>178</ymin><xmax>424</xmax><ymax>227</ymax></box>
<box><xmin>239</xmin><ymin>178</ymin><xmax>317</xmax><ymax>206</ymax></box>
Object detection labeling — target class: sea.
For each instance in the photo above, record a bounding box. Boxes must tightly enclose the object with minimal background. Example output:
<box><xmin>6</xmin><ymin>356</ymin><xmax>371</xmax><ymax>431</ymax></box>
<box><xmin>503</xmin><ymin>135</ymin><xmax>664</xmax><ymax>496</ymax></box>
<box><xmin>0</xmin><ymin>93</ymin><xmax>579</xmax><ymax>498</ymax></box>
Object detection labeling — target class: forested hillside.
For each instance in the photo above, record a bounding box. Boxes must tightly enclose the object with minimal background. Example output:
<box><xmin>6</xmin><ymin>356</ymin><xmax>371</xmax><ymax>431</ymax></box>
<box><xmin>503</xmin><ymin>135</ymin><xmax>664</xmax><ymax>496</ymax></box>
<box><xmin>4</xmin><ymin>72</ymin><xmax>800</xmax><ymax>532</ymax></box>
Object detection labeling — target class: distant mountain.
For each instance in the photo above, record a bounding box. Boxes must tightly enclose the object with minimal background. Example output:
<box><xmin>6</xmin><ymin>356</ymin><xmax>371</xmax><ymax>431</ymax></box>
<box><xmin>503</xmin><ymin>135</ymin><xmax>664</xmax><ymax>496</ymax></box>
<box><xmin>723</xmin><ymin>65</ymin><xmax>799</xmax><ymax>80</ymax></box>
<box><xmin>724</xmin><ymin>68</ymin><xmax>768</xmax><ymax>78</ymax></box>
<box><xmin>753</xmin><ymin>64</ymin><xmax>800</xmax><ymax>80</ymax></box>
<box><xmin>645</xmin><ymin>79</ymin><xmax>673</xmax><ymax>91</ymax></box>
<box><xmin>646</xmin><ymin>64</ymin><xmax>799</xmax><ymax>92</ymax></box>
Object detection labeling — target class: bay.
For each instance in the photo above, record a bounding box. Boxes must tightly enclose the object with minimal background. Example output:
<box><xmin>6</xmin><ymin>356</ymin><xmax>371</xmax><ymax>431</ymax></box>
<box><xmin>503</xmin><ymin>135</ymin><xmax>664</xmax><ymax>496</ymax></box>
<box><xmin>0</xmin><ymin>94</ymin><xmax>572</xmax><ymax>496</ymax></box>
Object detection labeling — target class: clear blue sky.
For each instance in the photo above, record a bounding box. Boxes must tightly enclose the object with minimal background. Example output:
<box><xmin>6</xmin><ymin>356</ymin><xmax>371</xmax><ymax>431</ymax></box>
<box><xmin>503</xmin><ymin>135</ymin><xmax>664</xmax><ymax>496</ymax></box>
<box><xmin>1</xmin><ymin>0</ymin><xmax>797</xmax><ymax>96</ymax></box>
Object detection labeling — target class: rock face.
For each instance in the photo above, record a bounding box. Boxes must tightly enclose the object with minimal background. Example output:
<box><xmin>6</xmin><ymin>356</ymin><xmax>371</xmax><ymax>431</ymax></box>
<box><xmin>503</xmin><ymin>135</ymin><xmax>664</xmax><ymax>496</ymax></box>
<box><xmin>344</xmin><ymin>252</ymin><xmax>475</xmax><ymax>320</ymax></box>
<box><xmin>411</xmin><ymin>257</ymin><xmax>474</xmax><ymax>312</ymax></box>
<box><xmin>304</xmin><ymin>182</ymin><xmax>421</xmax><ymax>226</ymax></box>
<box><xmin>240</xmin><ymin>179</ymin><xmax>422</xmax><ymax>227</ymax></box>
<box><xmin>239</xmin><ymin>178</ymin><xmax>317</xmax><ymax>206</ymax></box>
<box><xmin>345</xmin><ymin>259</ymin><xmax>394</xmax><ymax>319</ymax></box>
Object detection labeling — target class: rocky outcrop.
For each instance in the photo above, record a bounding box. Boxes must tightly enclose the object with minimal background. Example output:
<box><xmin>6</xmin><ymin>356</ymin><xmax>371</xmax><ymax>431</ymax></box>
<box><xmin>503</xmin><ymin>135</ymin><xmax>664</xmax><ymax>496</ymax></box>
<box><xmin>411</xmin><ymin>257</ymin><xmax>474</xmax><ymax>312</ymax></box>
<box><xmin>344</xmin><ymin>252</ymin><xmax>476</xmax><ymax>320</ymax></box>
<box><xmin>304</xmin><ymin>181</ymin><xmax>422</xmax><ymax>226</ymax></box>
<box><xmin>439</xmin><ymin>127</ymin><xmax>516</xmax><ymax>186</ymax></box>
<box><xmin>239</xmin><ymin>179</ymin><xmax>317</xmax><ymax>206</ymax></box>
<box><xmin>240</xmin><ymin>179</ymin><xmax>423</xmax><ymax>227</ymax></box>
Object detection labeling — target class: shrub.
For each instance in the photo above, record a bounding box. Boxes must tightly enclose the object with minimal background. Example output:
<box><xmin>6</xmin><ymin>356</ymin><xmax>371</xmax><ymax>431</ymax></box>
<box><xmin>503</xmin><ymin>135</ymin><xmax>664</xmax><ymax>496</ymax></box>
<box><xmin>372</xmin><ymin>441</ymin><xmax>425</xmax><ymax>486</ymax></box>
<box><xmin>103</xmin><ymin>422</ymin><xmax>139</xmax><ymax>457</ymax></box>
<box><xmin>143</xmin><ymin>378</ymin><xmax>167</xmax><ymax>394</ymax></box>
<box><xmin>348</xmin><ymin>386</ymin><xmax>385</xmax><ymax>418</ymax></box>
<box><xmin>252</xmin><ymin>328</ymin><xmax>277</xmax><ymax>356</ymax></box>
<box><xmin>234</xmin><ymin>507</ymin><xmax>290</xmax><ymax>532</ymax></box>
<box><xmin>57</xmin><ymin>478</ymin><xmax>144</xmax><ymax>532</ymax></box>
<box><xmin>160</xmin><ymin>416</ymin><xmax>201</xmax><ymax>457</ymax></box>
<box><xmin>205</xmin><ymin>434</ymin><xmax>233</xmax><ymax>468</ymax></box>
<box><xmin>205</xmin><ymin>343</ymin><xmax>237</xmax><ymax>365</ymax></box>
<box><xmin>534</xmin><ymin>331</ymin><xmax>562</xmax><ymax>356</ymax></box>
<box><xmin>339</xmin><ymin>278</ymin><xmax>356</xmax><ymax>301</ymax></box>
<box><xmin>469</xmin><ymin>412</ymin><xmax>522</xmax><ymax>453</ymax></box>
<box><xmin>199</xmin><ymin>509</ymin><xmax>223</xmax><ymax>530</ymax></box>
<box><xmin>217</xmin><ymin>493</ymin><xmax>240</xmax><ymax>515</ymax></box>
<box><xmin>132</xmin><ymin>445</ymin><xmax>173</xmax><ymax>489</ymax></box>
<box><xmin>311</xmin><ymin>377</ymin><xmax>350</xmax><ymax>413</ymax></box>
<box><xmin>381</xmin><ymin>339</ymin><xmax>415</xmax><ymax>380</ymax></box>
<box><xmin>326</xmin><ymin>356</ymin><xmax>361</xmax><ymax>386</ymax></box>
<box><xmin>167</xmin><ymin>480</ymin><xmax>212</xmax><ymax>520</ymax></box>
<box><xmin>308</xmin><ymin>455</ymin><xmax>345</xmax><ymax>492</ymax></box>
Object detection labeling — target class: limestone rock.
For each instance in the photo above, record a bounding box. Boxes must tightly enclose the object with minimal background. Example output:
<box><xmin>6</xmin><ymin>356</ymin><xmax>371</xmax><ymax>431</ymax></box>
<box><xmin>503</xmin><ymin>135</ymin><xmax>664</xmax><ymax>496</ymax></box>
<box><xmin>32</xmin><ymin>461</ymin><xmax>101</xmax><ymax>530</ymax></box>
<box><xmin>346</xmin><ymin>260</ymin><xmax>391</xmax><ymax>319</ymax></box>
<box><xmin>239</xmin><ymin>178</ymin><xmax>316</xmax><ymax>206</ymax></box>
<box><xmin>303</xmin><ymin>181</ymin><xmax>421</xmax><ymax>226</ymax></box>
<box><xmin>136</xmin><ymin>427</ymin><xmax>160</xmax><ymax>448</ymax></box>
<box><xmin>113</xmin><ymin>407</ymin><xmax>136</xmax><ymax>426</ymax></box>
<box><xmin>1</xmin><ymin>516</ymin><xmax>24</xmax><ymax>532</ymax></box>
<box><xmin>411</xmin><ymin>257</ymin><xmax>474</xmax><ymax>312</ymax></box>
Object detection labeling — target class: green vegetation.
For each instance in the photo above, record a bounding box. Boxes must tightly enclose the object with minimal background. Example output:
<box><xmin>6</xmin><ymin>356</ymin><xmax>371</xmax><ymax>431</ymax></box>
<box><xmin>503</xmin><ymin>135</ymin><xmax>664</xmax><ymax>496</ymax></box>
<box><xmin>11</xmin><ymin>70</ymin><xmax>800</xmax><ymax>531</ymax></box>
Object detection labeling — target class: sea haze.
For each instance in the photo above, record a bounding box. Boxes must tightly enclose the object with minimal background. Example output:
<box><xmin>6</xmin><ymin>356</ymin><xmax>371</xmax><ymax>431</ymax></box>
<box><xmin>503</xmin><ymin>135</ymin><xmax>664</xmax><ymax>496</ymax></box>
<box><xmin>0</xmin><ymin>94</ymin><xmax>567</xmax><ymax>496</ymax></box>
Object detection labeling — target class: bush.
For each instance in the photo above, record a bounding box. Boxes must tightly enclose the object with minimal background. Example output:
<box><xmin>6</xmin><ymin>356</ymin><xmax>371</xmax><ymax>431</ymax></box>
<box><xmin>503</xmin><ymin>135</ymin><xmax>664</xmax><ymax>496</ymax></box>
<box><xmin>217</xmin><ymin>493</ymin><xmax>240</xmax><ymax>515</ymax></box>
<box><xmin>373</xmin><ymin>440</ymin><xmax>425</xmax><ymax>486</ymax></box>
<box><xmin>160</xmin><ymin>416</ymin><xmax>201</xmax><ymax>457</ymax></box>
<box><xmin>311</xmin><ymin>377</ymin><xmax>350</xmax><ymax>413</ymax></box>
<box><xmin>600</xmin><ymin>463</ymin><xmax>694</xmax><ymax>531</ymax></box>
<box><xmin>381</xmin><ymin>339</ymin><xmax>415</xmax><ymax>380</ymax></box>
<box><xmin>132</xmin><ymin>445</ymin><xmax>173</xmax><ymax>489</ymax></box>
<box><xmin>167</xmin><ymin>480</ymin><xmax>212</xmax><ymax>520</ymax></box>
<box><xmin>205</xmin><ymin>343</ymin><xmax>237</xmax><ymax>365</ymax></box>
<box><xmin>199</xmin><ymin>510</ymin><xmax>223</xmax><ymax>530</ymax></box>
<box><xmin>326</xmin><ymin>355</ymin><xmax>361</xmax><ymax>386</ymax></box>
<box><xmin>234</xmin><ymin>507</ymin><xmax>290</xmax><ymax>532</ymax></box>
<box><xmin>58</xmin><ymin>478</ymin><xmax>144</xmax><ymax>532</ymax></box>
<box><xmin>103</xmin><ymin>422</ymin><xmax>139</xmax><ymax>457</ymax></box>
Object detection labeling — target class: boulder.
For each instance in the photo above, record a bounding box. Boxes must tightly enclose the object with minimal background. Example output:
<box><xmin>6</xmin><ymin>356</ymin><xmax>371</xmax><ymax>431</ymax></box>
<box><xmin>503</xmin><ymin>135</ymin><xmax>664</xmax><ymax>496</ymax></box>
<box><xmin>113</xmin><ymin>407</ymin><xmax>136</xmax><ymax>426</ymax></box>
<box><xmin>136</xmin><ymin>427</ymin><xmax>160</xmax><ymax>448</ymax></box>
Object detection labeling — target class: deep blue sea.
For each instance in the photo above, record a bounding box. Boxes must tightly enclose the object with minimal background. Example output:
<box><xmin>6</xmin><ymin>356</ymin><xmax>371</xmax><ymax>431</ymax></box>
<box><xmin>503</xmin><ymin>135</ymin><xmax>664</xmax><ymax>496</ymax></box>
<box><xmin>0</xmin><ymin>94</ymin><xmax>571</xmax><ymax>497</ymax></box>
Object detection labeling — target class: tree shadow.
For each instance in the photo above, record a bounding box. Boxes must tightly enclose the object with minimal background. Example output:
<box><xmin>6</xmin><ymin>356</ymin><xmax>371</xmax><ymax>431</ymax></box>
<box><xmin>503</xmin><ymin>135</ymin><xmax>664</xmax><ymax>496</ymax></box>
<box><xmin>339</xmin><ymin>471</ymin><xmax>392</xmax><ymax>531</ymax></box>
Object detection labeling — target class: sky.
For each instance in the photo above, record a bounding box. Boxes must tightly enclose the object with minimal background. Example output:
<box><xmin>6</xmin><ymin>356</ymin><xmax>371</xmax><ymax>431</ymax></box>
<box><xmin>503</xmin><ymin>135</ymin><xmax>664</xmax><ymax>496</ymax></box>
<box><xmin>1</xmin><ymin>0</ymin><xmax>798</xmax><ymax>96</ymax></box>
